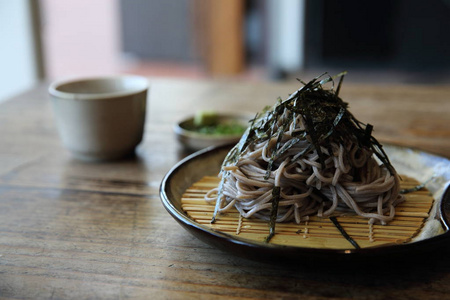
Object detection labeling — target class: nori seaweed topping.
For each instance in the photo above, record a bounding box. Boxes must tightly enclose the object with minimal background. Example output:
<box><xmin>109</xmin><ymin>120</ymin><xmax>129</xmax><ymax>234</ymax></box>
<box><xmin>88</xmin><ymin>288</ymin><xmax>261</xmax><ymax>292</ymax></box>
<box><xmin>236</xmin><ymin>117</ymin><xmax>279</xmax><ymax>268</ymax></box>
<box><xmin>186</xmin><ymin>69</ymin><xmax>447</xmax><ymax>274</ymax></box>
<box><xmin>222</xmin><ymin>72</ymin><xmax>394</xmax><ymax>175</ymax></box>
<box><xmin>214</xmin><ymin>72</ymin><xmax>395</xmax><ymax>239</ymax></box>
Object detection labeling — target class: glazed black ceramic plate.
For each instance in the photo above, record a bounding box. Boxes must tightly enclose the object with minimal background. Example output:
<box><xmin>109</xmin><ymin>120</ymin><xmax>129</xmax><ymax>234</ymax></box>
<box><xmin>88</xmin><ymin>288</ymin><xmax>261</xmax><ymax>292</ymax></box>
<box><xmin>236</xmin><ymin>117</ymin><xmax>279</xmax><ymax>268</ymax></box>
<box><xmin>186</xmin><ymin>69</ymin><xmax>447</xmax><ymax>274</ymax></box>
<box><xmin>160</xmin><ymin>144</ymin><xmax>450</xmax><ymax>263</ymax></box>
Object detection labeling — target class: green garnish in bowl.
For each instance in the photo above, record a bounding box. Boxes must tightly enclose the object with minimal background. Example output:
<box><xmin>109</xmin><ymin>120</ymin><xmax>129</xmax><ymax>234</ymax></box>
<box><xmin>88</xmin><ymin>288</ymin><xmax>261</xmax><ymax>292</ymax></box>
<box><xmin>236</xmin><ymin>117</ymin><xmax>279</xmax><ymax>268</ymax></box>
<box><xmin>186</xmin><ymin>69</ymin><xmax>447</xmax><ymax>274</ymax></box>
<box><xmin>190</xmin><ymin>111</ymin><xmax>247</xmax><ymax>136</ymax></box>
<box><xmin>175</xmin><ymin>111</ymin><xmax>251</xmax><ymax>151</ymax></box>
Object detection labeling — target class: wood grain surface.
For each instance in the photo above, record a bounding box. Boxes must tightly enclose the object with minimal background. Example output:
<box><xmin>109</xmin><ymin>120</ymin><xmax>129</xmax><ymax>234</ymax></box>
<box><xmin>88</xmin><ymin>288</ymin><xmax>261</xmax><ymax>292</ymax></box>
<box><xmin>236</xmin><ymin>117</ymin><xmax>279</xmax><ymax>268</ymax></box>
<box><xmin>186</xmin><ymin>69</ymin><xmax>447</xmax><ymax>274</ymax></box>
<box><xmin>1</xmin><ymin>78</ymin><xmax>450</xmax><ymax>299</ymax></box>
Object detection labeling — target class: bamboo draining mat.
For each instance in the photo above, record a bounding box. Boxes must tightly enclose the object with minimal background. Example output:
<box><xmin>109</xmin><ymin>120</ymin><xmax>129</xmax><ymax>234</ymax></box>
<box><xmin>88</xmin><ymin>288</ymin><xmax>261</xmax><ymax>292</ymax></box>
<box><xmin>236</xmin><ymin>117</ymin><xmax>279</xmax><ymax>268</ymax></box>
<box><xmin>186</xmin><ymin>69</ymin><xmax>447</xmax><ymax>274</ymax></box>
<box><xmin>181</xmin><ymin>176</ymin><xmax>434</xmax><ymax>249</ymax></box>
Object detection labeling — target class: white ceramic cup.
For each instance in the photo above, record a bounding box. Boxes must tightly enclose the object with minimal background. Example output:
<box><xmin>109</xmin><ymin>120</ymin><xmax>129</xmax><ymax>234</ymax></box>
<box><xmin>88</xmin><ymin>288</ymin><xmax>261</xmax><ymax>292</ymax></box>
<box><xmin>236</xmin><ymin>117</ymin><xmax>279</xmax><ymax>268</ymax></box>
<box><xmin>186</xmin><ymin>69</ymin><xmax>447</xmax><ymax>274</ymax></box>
<box><xmin>49</xmin><ymin>76</ymin><xmax>148</xmax><ymax>161</ymax></box>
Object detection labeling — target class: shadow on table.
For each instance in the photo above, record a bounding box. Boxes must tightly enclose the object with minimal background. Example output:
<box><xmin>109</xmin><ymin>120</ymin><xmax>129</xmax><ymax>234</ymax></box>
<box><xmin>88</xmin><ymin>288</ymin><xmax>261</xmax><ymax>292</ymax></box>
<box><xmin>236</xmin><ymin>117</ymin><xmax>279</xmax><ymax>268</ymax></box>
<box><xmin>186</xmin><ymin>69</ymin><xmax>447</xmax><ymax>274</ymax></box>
<box><xmin>228</xmin><ymin>238</ymin><xmax>450</xmax><ymax>297</ymax></box>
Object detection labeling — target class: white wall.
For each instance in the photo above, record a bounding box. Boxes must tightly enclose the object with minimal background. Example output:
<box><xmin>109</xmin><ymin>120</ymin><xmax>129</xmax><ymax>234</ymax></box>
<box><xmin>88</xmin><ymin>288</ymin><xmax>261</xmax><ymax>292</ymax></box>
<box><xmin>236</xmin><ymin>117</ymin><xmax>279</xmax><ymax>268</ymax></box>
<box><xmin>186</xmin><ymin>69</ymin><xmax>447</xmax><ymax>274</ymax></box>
<box><xmin>0</xmin><ymin>0</ymin><xmax>39</xmax><ymax>102</ymax></box>
<box><xmin>267</xmin><ymin>0</ymin><xmax>305</xmax><ymax>75</ymax></box>
<box><xmin>40</xmin><ymin>0</ymin><xmax>122</xmax><ymax>80</ymax></box>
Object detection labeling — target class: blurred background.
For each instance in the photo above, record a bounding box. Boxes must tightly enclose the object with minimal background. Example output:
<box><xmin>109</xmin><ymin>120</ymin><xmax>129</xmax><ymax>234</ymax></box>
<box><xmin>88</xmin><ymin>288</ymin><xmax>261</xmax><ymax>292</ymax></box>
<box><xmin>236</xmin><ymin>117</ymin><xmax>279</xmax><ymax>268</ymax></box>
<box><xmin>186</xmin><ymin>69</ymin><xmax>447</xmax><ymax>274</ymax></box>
<box><xmin>1</xmin><ymin>0</ymin><xmax>450</xmax><ymax>102</ymax></box>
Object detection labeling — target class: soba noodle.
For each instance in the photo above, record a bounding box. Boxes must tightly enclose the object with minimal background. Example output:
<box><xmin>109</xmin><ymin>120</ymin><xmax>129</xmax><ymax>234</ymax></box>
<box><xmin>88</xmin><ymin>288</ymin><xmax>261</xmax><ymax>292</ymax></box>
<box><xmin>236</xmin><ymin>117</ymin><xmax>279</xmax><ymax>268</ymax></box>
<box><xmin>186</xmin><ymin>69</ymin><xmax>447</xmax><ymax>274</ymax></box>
<box><xmin>205</xmin><ymin>73</ymin><xmax>404</xmax><ymax>238</ymax></box>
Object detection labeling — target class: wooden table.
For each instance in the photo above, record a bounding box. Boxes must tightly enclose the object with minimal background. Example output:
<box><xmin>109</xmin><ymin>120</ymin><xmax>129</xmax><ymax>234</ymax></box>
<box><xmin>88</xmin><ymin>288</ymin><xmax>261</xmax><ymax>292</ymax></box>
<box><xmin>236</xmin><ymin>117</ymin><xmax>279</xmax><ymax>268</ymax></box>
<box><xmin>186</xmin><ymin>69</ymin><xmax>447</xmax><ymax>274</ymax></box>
<box><xmin>1</xmin><ymin>78</ymin><xmax>450</xmax><ymax>299</ymax></box>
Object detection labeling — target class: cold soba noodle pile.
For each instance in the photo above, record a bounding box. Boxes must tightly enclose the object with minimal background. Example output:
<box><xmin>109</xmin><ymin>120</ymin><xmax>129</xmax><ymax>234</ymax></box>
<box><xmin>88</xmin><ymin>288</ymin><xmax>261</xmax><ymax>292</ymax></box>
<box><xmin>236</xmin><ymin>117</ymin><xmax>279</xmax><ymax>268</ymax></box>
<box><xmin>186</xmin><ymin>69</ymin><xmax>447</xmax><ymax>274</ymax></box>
<box><xmin>205</xmin><ymin>73</ymin><xmax>404</xmax><ymax>241</ymax></box>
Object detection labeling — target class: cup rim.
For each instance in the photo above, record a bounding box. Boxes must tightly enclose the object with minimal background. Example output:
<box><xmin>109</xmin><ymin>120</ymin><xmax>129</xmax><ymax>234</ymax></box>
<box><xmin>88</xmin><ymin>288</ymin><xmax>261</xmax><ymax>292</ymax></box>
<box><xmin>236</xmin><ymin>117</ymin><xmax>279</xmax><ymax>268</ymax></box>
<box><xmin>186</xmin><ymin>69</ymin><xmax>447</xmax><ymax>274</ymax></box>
<box><xmin>48</xmin><ymin>75</ymin><xmax>149</xmax><ymax>100</ymax></box>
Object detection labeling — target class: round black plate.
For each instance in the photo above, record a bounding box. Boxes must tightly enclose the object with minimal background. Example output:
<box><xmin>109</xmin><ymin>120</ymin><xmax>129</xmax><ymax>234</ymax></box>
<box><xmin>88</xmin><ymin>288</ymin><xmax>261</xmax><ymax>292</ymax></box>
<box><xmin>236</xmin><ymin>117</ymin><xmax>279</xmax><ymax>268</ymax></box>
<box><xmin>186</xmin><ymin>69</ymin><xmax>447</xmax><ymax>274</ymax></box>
<box><xmin>160</xmin><ymin>144</ymin><xmax>450</xmax><ymax>263</ymax></box>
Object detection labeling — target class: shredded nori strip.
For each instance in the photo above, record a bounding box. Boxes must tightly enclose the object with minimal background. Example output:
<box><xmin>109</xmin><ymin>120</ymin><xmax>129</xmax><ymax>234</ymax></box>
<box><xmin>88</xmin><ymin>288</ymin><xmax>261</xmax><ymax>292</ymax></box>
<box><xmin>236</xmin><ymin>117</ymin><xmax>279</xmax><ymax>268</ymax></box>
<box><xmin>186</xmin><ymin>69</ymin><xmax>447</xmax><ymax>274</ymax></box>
<box><xmin>265</xmin><ymin>186</ymin><xmax>281</xmax><ymax>243</ymax></box>
<box><xmin>400</xmin><ymin>176</ymin><xmax>436</xmax><ymax>194</ymax></box>
<box><xmin>329</xmin><ymin>216</ymin><xmax>361</xmax><ymax>249</ymax></box>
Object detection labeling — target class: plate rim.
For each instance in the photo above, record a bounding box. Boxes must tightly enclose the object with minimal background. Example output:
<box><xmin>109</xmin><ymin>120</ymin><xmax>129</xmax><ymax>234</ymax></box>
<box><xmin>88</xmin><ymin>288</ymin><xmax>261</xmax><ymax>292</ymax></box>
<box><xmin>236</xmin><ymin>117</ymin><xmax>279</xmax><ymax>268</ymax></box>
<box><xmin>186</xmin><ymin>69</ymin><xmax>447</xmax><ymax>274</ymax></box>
<box><xmin>160</xmin><ymin>144</ymin><xmax>450</xmax><ymax>261</ymax></box>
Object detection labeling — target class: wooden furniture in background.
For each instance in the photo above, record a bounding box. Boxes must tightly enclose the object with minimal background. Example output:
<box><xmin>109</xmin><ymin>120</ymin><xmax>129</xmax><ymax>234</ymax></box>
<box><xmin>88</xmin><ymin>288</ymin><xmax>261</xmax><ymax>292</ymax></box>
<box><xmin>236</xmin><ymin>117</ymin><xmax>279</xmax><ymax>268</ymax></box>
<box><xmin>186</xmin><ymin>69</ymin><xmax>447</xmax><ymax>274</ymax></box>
<box><xmin>192</xmin><ymin>0</ymin><xmax>245</xmax><ymax>75</ymax></box>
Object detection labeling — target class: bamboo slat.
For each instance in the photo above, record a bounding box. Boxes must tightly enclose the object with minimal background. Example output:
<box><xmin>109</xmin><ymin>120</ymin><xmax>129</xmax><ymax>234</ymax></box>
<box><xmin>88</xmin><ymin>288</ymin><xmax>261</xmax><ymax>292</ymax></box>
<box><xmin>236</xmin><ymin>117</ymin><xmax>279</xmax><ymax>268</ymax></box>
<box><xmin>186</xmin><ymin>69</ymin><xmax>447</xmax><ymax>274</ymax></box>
<box><xmin>181</xmin><ymin>175</ymin><xmax>435</xmax><ymax>249</ymax></box>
